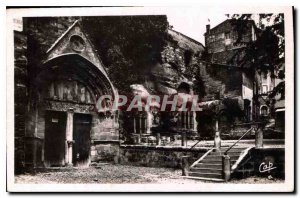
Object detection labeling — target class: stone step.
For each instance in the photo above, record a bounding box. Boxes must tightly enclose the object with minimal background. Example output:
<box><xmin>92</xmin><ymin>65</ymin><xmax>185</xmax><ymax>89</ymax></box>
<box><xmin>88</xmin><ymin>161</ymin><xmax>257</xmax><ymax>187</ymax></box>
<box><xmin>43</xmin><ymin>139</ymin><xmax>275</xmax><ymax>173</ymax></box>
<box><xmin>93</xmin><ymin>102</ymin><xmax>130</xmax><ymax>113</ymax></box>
<box><xmin>201</xmin><ymin>158</ymin><xmax>237</xmax><ymax>164</ymax></box>
<box><xmin>193</xmin><ymin>163</ymin><xmax>223</xmax><ymax>169</ymax></box>
<box><xmin>190</xmin><ymin>167</ymin><xmax>222</xmax><ymax>174</ymax></box>
<box><xmin>188</xmin><ymin>172</ymin><xmax>223</xmax><ymax>179</ymax></box>
<box><xmin>205</xmin><ymin>155</ymin><xmax>240</xmax><ymax>161</ymax></box>
<box><xmin>216</xmin><ymin>147</ymin><xmax>248</xmax><ymax>152</ymax></box>
<box><xmin>185</xmin><ymin>147</ymin><xmax>251</xmax><ymax>182</ymax></box>
<box><xmin>182</xmin><ymin>176</ymin><xmax>224</xmax><ymax>182</ymax></box>
<box><xmin>209</xmin><ymin>150</ymin><xmax>244</xmax><ymax>156</ymax></box>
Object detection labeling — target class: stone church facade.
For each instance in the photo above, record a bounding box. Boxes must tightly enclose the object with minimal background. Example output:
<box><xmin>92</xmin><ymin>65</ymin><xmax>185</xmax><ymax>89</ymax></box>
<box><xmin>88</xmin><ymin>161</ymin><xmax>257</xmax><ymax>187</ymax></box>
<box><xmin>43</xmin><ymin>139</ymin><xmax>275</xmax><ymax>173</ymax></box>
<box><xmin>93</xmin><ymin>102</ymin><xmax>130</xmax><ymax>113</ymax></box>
<box><xmin>15</xmin><ymin>19</ymin><xmax>120</xmax><ymax>171</ymax></box>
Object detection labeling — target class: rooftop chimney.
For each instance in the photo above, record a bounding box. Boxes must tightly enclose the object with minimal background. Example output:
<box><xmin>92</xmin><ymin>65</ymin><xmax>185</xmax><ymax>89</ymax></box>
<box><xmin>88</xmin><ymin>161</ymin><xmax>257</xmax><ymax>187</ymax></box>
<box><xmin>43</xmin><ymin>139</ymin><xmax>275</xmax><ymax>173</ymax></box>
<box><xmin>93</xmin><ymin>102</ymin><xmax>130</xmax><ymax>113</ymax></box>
<box><xmin>206</xmin><ymin>24</ymin><xmax>210</xmax><ymax>34</ymax></box>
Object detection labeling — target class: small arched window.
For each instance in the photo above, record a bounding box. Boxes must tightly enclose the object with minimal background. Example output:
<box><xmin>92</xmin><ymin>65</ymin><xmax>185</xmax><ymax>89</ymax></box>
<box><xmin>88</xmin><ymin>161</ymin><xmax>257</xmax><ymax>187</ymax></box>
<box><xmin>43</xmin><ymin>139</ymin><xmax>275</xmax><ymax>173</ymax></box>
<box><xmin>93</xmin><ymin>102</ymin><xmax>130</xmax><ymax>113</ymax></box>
<box><xmin>260</xmin><ymin>106</ymin><xmax>268</xmax><ymax>116</ymax></box>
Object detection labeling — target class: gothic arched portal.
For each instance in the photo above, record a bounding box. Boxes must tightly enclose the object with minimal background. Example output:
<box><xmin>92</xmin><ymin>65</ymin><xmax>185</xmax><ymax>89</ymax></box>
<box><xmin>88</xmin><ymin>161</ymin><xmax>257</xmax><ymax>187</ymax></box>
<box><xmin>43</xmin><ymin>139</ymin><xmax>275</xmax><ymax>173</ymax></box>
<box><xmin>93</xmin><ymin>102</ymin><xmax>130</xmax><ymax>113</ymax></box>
<box><xmin>26</xmin><ymin>21</ymin><xmax>119</xmax><ymax>168</ymax></box>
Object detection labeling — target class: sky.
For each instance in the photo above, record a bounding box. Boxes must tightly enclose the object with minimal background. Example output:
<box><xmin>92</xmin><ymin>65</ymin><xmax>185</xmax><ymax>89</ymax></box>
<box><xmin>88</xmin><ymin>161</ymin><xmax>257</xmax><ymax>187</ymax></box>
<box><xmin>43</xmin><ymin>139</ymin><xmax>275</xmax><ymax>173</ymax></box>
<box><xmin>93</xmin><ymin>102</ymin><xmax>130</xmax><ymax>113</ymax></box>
<box><xmin>163</xmin><ymin>8</ymin><xmax>229</xmax><ymax>44</ymax></box>
<box><xmin>11</xmin><ymin>7</ymin><xmax>279</xmax><ymax>46</ymax></box>
<box><xmin>161</xmin><ymin>7</ymin><xmax>273</xmax><ymax>45</ymax></box>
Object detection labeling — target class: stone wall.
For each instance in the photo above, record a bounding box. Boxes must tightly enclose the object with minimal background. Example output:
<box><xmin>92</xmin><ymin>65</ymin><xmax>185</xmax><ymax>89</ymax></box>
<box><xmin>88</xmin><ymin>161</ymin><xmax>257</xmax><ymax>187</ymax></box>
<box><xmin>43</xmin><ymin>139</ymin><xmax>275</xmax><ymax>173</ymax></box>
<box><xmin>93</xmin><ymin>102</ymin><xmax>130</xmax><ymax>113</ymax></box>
<box><xmin>14</xmin><ymin>31</ymin><xmax>28</xmax><ymax>173</ymax></box>
<box><xmin>205</xmin><ymin>19</ymin><xmax>254</xmax><ymax>53</ymax></box>
<box><xmin>90</xmin><ymin>115</ymin><xmax>120</xmax><ymax>163</ymax></box>
<box><xmin>119</xmin><ymin>145</ymin><xmax>208</xmax><ymax>168</ymax></box>
<box><xmin>91</xmin><ymin>142</ymin><xmax>120</xmax><ymax>163</ymax></box>
<box><xmin>233</xmin><ymin>148</ymin><xmax>285</xmax><ymax>179</ymax></box>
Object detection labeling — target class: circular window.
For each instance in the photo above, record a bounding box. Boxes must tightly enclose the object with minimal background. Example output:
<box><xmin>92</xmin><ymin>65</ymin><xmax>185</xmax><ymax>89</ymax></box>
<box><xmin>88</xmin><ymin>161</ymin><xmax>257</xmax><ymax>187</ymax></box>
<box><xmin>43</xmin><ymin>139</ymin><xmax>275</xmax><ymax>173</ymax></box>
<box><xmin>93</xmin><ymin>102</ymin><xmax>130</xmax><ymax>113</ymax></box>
<box><xmin>69</xmin><ymin>35</ymin><xmax>85</xmax><ymax>52</ymax></box>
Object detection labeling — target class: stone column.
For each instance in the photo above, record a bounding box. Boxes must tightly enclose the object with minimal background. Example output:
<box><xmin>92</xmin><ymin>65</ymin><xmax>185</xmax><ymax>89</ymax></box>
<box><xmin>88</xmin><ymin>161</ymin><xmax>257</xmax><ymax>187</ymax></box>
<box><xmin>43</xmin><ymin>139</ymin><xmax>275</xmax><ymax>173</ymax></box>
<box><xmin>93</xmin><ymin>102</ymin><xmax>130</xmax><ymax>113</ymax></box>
<box><xmin>133</xmin><ymin>116</ymin><xmax>136</xmax><ymax>133</ymax></box>
<box><xmin>65</xmin><ymin>109</ymin><xmax>74</xmax><ymax>166</ymax></box>
<box><xmin>33</xmin><ymin>109</ymin><xmax>38</xmax><ymax>167</ymax></box>
<box><xmin>187</xmin><ymin>111</ymin><xmax>190</xmax><ymax>129</ymax></box>
<box><xmin>156</xmin><ymin>133</ymin><xmax>161</xmax><ymax>145</ymax></box>
<box><xmin>255</xmin><ymin>127</ymin><xmax>263</xmax><ymax>148</ymax></box>
<box><xmin>181</xmin><ymin>156</ymin><xmax>189</xmax><ymax>176</ymax></box>
<box><xmin>177</xmin><ymin>112</ymin><xmax>181</xmax><ymax>127</ymax></box>
<box><xmin>183</xmin><ymin>112</ymin><xmax>186</xmax><ymax>129</ymax></box>
<box><xmin>181</xmin><ymin>132</ymin><xmax>187</xmax><ymax>147</ymax></box>
<box><xmin>222</xmin><ymin>155</ymin><xmax>231</xmax><ymax>181</ymax></box>
<box><xmin>193</xmin><ymin>111</ymin><xmax>197</xmax><ymax>132</ymax></box>
<box><xmin>139</xmin><ymin>113</ymin><xmax>142</xmax><ymax>135</ymax></box>
<box><xmin>146</xmin><ymin>112</ymin><xmax>152</xmax><ymax>134</ymax></box>
<box><xmin>214</xmin><ymin>119</ymin><xmax>221</xmax><ymax>150</ymax></box>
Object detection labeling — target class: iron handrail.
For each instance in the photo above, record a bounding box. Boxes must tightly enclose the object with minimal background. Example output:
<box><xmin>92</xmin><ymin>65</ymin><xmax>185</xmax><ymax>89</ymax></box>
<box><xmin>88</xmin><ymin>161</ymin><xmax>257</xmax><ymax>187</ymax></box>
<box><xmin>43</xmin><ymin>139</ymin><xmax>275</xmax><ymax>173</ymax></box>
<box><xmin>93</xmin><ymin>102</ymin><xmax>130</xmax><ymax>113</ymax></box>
<box><xmin>187</xmin><ymin>139</ymin><xmax>202</xmax><ymax>151</ymax></box>
<box><xmin>224</xmin><ymin>127</ymin><xmax>253</xmax><ymax>155</ymax></box>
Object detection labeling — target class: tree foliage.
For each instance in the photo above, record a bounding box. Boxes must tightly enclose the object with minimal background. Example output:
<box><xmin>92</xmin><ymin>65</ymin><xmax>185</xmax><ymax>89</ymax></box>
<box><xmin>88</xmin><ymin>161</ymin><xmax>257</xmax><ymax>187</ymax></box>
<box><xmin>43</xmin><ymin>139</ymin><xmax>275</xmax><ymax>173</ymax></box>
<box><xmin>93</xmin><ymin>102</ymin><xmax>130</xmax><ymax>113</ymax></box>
<box><xmin>231</xmin><ymin>14</ymin><xmax>285</xmax><ymax>100</ymax></box>
<box><xmin>81</xmin><ymin>16</ymin><xmax>171</xmax><ymax>94</ymax></box>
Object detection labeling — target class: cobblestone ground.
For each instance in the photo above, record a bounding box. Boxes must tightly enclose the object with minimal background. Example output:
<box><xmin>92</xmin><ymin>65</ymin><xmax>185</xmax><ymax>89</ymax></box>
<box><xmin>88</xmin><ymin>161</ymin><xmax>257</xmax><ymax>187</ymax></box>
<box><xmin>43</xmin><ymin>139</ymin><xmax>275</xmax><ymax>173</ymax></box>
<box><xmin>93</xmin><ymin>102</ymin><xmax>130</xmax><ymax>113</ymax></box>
<box><xmin>15</xmin><ymin>164</ymin><xmax>284</xmax><ymax>184</ymax></box>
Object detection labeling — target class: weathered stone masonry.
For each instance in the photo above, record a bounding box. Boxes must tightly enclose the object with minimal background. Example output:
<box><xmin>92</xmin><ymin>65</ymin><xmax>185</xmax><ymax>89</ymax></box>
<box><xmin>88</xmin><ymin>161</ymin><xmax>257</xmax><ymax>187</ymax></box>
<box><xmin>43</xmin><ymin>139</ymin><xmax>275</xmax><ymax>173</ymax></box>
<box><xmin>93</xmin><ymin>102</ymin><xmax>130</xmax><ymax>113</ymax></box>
<box><xmin>14</xmin><ymin>31</ymin><xmax>28</xmax><ymax>173</ymax></box>
<box><xmin>16</xmin><ymin>18</ymin><xmax>121</xmax><ymax>172</ymax></box>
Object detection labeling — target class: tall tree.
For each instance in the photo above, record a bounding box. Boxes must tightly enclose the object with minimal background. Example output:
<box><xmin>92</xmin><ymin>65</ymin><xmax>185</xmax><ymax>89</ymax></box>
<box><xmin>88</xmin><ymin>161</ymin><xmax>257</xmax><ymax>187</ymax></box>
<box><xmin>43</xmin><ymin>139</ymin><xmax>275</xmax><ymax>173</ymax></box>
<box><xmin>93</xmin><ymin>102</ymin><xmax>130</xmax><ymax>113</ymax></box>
<box><xmin>81</xmin><ymin>16</ymin><xmax>171</xmax><ymax>94</ymax></box>
<box><xmin>232</xmin><ymin>13</ymin><xmax>285</xmax><ymax>97</ymax></box>
<box><xmin>231</xmin><ymin>14</ymin><xmax>285</xmax><ymax>117</ymax></box>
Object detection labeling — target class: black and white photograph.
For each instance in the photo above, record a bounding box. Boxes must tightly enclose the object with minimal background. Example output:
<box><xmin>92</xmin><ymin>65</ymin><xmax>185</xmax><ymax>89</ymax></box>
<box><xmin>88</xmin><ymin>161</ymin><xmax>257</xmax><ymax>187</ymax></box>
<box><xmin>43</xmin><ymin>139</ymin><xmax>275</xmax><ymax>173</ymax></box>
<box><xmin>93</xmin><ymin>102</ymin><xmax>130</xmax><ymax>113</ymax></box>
<box><xmin>6</xmin><ymin>6</ymin><xmax>294</xmax><ymax>192</ymax></box>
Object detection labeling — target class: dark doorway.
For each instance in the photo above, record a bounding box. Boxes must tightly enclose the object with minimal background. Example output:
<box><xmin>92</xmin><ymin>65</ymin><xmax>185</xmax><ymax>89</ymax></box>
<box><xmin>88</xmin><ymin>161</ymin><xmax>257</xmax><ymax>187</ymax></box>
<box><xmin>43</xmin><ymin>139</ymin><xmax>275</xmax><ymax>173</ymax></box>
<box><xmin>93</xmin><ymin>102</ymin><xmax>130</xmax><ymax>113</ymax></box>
<box><xmin>73</xmin><ymin>113</ymin><xmax>92</xmax><ymax>167</ymax></box>
<box><xmin>44</xmin><ymin>111</ymin><xmax>67</xmax><ymax>166</ymax></box>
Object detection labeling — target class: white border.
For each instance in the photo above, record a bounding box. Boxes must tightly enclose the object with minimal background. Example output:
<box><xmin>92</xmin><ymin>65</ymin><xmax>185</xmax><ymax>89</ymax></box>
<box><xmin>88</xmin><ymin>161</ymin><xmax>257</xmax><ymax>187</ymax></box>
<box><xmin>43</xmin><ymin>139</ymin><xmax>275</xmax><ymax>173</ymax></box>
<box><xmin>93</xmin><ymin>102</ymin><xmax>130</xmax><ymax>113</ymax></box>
<box><xmin>6</xmin><ymin>6</ymin><xmax>294</xmax><ymax>192</ymax></box>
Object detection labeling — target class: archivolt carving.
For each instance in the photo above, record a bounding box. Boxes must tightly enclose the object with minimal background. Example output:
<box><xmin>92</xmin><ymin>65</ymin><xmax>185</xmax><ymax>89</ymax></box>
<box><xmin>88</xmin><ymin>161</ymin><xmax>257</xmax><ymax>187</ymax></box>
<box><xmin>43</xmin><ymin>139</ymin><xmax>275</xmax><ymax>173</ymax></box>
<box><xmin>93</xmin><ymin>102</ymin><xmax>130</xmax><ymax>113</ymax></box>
<box><xmin>44</xmin><ymin>100</ymin><xmax>95</xmax><ymax>113</ymax></box>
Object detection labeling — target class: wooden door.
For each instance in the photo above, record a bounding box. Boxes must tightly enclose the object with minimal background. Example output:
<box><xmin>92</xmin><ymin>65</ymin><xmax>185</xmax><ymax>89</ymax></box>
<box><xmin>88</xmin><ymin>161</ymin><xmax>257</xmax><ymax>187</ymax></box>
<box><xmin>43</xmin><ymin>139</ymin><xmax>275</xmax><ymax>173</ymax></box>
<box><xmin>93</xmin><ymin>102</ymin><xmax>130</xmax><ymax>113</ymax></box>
<box><xmin>72</xmin><ymin>113</ymin><xmax>92</xmax><ymax>167</ymax></box>
<box><xmin>44</xmin><ymin>111</ymin><xmax>67</xmax><ymax>166</ymax></box>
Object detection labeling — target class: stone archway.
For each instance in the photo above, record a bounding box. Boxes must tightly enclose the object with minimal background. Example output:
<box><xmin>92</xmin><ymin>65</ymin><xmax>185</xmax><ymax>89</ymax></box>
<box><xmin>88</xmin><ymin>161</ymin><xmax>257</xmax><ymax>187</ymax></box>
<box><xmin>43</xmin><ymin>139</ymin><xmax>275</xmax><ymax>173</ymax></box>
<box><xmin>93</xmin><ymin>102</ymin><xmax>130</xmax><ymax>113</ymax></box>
<box><xmin>33</xmin><ymin>54</ymin><xmax>116</xmax><ymax>167</ymax></box>
<box><xmin>25</xmin><ymin>21</ymin><xmax>119</xmax><ymax>168</ymax></box>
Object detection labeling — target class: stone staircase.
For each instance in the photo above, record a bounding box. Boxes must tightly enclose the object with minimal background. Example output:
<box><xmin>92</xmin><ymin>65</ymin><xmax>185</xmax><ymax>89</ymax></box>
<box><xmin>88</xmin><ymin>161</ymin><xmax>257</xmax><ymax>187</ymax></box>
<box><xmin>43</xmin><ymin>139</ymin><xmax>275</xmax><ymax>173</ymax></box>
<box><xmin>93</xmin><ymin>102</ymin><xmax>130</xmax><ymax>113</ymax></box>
<box><xmin>185</xmin><ymin>146</ymin><xmax>253</xmax><ymax>182</ymax></box>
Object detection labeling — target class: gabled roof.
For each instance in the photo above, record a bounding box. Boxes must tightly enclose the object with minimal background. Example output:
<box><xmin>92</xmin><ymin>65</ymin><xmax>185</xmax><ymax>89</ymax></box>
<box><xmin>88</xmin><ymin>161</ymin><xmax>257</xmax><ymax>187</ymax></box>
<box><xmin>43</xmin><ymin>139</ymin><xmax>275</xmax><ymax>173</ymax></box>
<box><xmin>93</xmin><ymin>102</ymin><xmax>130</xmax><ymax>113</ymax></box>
<box><xmin>44</xmin><ymin>20</ymin><xmax>109</xmax><ymax>79</ymax></box>
<box><xmin>44</xmin><ymin>20</ymin><xmax>117</xmax><ymax>98</ymax></box>
<box><xmin>46</xmin><ymin>20</ymin><xmax>80</xmax><ymax>54</ymax></box>
<box><xmin>168</xmin><ymin>28</ymin><xmax>205</xmax><ymax>52</ymax></box>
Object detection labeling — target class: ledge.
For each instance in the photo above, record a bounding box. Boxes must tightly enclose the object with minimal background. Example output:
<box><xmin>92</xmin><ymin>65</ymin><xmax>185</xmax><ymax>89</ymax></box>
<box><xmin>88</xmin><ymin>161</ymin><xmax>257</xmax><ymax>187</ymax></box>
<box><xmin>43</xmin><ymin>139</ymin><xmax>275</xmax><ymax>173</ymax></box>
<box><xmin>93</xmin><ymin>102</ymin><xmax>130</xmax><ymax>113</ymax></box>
<box><xmin>92</xmin><ymin>140</ymin><xmax>120</xmax><ymax>144</ymax></box>
<box><xmin>120</xmin><ymin>144</ymin><xmax>210</xmax><ymax>152</ymax></box>
<box><xmin>254</xmin><ymin>147</ymin><xmax>285</xmax><ymax>151</ymax></box>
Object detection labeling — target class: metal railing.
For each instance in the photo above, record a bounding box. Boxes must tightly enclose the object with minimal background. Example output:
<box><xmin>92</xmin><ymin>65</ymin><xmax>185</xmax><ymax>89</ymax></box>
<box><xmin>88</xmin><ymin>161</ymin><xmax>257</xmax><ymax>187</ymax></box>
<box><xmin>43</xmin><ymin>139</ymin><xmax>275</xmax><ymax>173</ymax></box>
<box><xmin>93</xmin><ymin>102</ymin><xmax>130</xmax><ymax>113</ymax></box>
<box><xmin>187</xmin><ymin>139</ymin><xmax>202</xmax><ymax>151</ymax></box>
<box><xmin>224</xmin><ymin>127</ymin><xmax>253</xmax><ymax>155</ymax></box>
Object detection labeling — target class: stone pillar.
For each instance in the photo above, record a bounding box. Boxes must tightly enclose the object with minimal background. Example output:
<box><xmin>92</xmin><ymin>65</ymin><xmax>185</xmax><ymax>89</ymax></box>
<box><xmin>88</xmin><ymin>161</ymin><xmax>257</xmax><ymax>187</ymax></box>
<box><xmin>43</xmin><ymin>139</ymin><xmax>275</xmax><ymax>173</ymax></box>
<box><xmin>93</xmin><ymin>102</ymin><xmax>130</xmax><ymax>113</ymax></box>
<box><xmin>177</xmin><ymin>112</ymin><xmax>181</xmax><ymax>127</ymax></box>
<box><xmin>146</xmin><ymin>112</ymin><xmax>152</xmax><ymax>134</ymax></box>
<box><xmin>156</xmin><ymin>133</ymin><xmax>161</xmax><ymax>145</ymax></box>
<box><xmin>32</xmin><ymin>108</ymin><xmax>38</xmax><ymax>167</ymax></box>
<box><xmin>139</xmin><ymin>114</ymin><xmax>142</xmax><ymax>135</ymax></box>
<box><xmin>181</xmin><ymin>156</ymin><xmax>189</xmax><ymax>176</ymax></box>
<box><xmin>214</xmin><ymin>120</ymin><xmax>221</xmax><ymax>150</ymax></box>
<box><xmin>187</xmin><ymin>111</ymin><xmax>190</xmax><ymax>129</ymax></box>
<box><xmin>222</xmin><ymin>155</ymin><xmax>231</xmax><ymax>181</ymax></box>
<box><xmin>14</xmin><ymin>32</ymin><xmax>28</xmax><ymax>173</ymax></box>
<box><xmin>133</xmin><ymin>116</ymin><xmax>136</xmax><ymax>133</ymax></box>
<box><xmin>136</xmin><ymin>134</ymin><xmax>141</xmax><ymax>144</ymax></box>
<box><xmin>255</xmin><ymin>127</ymin><xmax>263</xmax><ymax>148</ymax></box>
<box><xmin>181</xmin><ymin>132</ymin><xmax>187</xmax><ymax>147</ymax></box>
<box><xmin>65</xmin><ymin>109</ymin><xmax>74</xmax><ymax>166</ymax></box>
<box><xmin>193</xmin><ymin>111</ymin><xmax>197</xmax><ymax>132</ymax></box>
<box><xmin>183</xmin><ymin>112</ymin><xmax>186</xmax><ymax>129</ymax></box>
